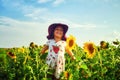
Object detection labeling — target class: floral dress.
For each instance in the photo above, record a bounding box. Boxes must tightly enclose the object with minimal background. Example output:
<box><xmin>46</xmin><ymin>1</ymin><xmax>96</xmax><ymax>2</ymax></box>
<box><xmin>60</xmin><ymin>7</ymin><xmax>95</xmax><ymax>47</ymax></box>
<box><xmin>45</xmin><ymin>39</ymin><xmax>66</xmax><ymax>79</ymax></box>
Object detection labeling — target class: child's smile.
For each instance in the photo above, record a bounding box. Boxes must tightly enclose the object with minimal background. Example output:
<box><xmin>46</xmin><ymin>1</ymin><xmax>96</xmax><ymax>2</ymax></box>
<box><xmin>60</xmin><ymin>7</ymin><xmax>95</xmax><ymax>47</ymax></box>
<box><xmin>54</xmin><ymin>26</ymin><xmax>63</xmax><ymax>39</ymax></box>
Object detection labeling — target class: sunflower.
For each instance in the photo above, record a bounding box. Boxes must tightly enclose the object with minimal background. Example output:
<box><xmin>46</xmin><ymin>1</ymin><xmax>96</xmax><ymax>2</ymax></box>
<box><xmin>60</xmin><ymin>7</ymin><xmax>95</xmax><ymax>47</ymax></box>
<box><xmin>83</xmin><ymin>42</ymin><xmax>96</xmax><ymax>58</ymax></box>
<box><xmin>64</xmin><ymin>71</ymin><xmax>69</xmax><ymax>79</ymax></box>
<box><xmin>7</xmin><ymin>52</ymin><xmax>16</xmax><ymax>59</ymax></box>
<box><xmin>30</xmin><ymin>42</ymin><xmax>35</xmax><ymax>48</ymax></box>
<box><xmin>113</xmin><ymin>39</ymin><xmax>119</xmax><ymax>45</ymax></box>
<box><xmin>18</xmin><ymin>48</ymin><xmax>25</xmax><ymax>53</ymax></box>
<box><xmin>66</xmin><ymin>35</ymin><xmax>76</xmax><ymax>50</ymax></box>
<box><xmin>100</xmin><ymin>41</ymin><xmax>109</xmax><ymax>49</ymax></box>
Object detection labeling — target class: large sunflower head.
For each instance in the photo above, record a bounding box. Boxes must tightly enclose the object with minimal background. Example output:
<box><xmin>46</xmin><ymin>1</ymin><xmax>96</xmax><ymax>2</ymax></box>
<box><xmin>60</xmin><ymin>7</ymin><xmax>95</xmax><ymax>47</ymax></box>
<box><xmin>83</xmin><ymin>42</ymin><xmax>96</xmax><ymax>59</ymax></box>
<box><xmin>7</xmin><ymin>52</ymin><xmax>16</xmax><ymax>59</ymax></box>
<box><xmin>66</xmin><ymin>35</ymin><xmax>76</xmax><ymax>50</ymax></box>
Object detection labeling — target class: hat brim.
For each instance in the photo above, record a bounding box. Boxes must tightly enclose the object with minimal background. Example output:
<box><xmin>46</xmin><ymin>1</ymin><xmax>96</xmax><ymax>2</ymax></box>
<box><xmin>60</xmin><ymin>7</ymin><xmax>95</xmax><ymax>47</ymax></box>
<box><xmin>48</xmin><ymin>23</ymin><xmax>68</xmax><ymax>34</ymax></box>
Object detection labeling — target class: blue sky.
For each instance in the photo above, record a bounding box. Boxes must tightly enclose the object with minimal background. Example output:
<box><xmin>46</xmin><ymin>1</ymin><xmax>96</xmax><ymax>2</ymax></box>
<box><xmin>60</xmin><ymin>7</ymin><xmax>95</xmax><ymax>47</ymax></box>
<box><xmin>0</xmin><ymin>0</ymin><xmax>120</xmax><ymax>47</ymax></box>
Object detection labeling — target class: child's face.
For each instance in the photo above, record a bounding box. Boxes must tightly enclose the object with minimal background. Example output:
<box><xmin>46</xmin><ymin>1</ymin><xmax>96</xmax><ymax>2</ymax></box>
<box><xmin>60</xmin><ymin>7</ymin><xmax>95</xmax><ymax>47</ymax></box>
<box><xmin>54</xmin><ymin>26</ymin><xmax>64</xmax><ymax>39</ymax></box>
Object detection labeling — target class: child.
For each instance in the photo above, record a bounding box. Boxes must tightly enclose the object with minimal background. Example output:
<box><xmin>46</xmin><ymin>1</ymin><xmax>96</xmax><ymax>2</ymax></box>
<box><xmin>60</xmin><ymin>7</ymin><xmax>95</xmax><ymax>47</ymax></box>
<box><xmin>41</xmin><ymin>23</ymin><xmax>75</xmax><ymax>79</ymax></box>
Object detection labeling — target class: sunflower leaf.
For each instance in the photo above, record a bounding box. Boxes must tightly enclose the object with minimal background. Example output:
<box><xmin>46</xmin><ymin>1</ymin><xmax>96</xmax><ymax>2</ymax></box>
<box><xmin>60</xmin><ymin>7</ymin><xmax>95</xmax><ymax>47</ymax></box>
<box><xmin>80</xmin><ymin>63</ymin><xmax>88</xmax><ymax>70</ymax></box>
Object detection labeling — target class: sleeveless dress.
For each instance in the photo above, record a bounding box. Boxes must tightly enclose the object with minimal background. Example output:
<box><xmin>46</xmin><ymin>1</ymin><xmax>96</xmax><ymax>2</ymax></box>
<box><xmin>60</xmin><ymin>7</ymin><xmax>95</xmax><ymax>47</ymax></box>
<box><xmin>45</xmin><ymin>39</ymin><xmax>66</xmax><ymax>79</ymax></box>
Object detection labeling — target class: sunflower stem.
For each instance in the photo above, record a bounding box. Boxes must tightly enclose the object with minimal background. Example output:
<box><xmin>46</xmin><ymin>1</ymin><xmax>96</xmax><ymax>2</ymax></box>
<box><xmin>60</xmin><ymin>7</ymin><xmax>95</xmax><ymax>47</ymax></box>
<box><xmin>98</xmin><ymin>52</ymin><xmax>103</xmax><ymax>77</ymax></box>
<box><xmin>112</xmin><ymin>50</ymin><xmax>115</xmax><ymax>78</ymax></box>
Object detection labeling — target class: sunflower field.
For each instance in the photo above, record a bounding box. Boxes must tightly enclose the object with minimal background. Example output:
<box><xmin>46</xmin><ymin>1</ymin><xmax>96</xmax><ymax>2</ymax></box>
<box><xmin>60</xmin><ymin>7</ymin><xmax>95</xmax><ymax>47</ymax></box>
<box><xmin>0</xmin><ymin>38</ymin><xmax>120</xmax><ymax>80</ymax></box>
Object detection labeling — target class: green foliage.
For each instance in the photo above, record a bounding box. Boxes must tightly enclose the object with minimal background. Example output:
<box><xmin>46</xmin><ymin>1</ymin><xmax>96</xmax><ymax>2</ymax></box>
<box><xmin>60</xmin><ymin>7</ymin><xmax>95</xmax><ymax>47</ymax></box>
<box><xmin>0</xmin><ymin>41</ymin><xmax>120</xmax><ymax>80</ymax></box>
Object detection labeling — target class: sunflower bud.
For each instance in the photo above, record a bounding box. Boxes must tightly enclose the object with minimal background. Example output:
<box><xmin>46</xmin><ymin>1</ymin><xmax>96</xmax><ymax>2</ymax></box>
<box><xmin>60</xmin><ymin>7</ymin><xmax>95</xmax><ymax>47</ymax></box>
<box><xmin>30</xmin><ymin>42</ymin><xmax>35</xmax><ymax>48</ymax></box>
<box><xmin>100</xmin><ymin>41</ymin><xmax>109</xmax><ymax>49</ymax></box>
<box><xmin>113</xmin><ymin>41</ymin><xmax>119</xmax><ymax>45</ymax></box>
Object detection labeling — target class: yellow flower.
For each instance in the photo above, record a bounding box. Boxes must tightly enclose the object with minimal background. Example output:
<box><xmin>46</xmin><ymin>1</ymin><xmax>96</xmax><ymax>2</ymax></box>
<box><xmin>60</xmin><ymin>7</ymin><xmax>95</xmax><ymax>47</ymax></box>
<box><xmin>64</xmin><ymin>71</ymin><xmax>69</xmax><ymax>79</ymax></box>
<box><xmin>66</xmin><ymin>35</ymin><xmax>76</xmax><ymax>50</ymax></box>
<box><xmin>83</xmin><ymin>42</ymin><xmax>96</xmax><ymax>59</ymax></box>
<box><xmin>18</xmin><ymin>48</ymin><xmax>25</xmax><ymax>53</ymax></box>
<box><xmin>7</xmin><ymin>52</ymin><xmax>16</xmax><ymax>59</ymax></box>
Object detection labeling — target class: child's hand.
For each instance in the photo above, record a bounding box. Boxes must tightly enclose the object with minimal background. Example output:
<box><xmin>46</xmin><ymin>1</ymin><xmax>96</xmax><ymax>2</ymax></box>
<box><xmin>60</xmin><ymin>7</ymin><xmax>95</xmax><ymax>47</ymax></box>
<box><xmin>66</xmin><ymin>48</ymin><xmax>76</xmax><ymax>61</ymax></box>
<box><xmin>40</xmin><ymin>45</ymin><xmax>48</xmax><ymax>54</ymax></box>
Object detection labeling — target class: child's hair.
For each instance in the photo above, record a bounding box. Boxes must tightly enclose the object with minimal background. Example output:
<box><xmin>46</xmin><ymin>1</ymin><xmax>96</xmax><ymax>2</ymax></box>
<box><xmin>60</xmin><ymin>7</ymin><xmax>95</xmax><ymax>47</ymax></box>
<box><xmin>47</xmin><ymin>23</ymin><xmax>68</xmax><ymax>41</ymax></box>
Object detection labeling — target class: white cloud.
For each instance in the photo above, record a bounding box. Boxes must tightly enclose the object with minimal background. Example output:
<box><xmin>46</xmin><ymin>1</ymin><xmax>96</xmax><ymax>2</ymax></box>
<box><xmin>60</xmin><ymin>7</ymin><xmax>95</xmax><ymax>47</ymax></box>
<box><xmin>102</xmin><ymin>30</ymin><xmax>120</xmax><ymax>42</ymax></box>
<box><xmin>42</xmin><ymin>17</ymin><xmax>97</xmax><ymax>29</ymax></box>
<box><xmin>69</xmin><ymin>23</ymin><xmax>96</xmax><ymax>29</ymax></box>
<box><xmin>1</xmin><ymin>0</ymin><xmax>97</xmax><ymax>29</ymax></box>
<box><xmin>53</xmin><ymin>0</ymin><xmax>65</xmax><ymax>6</ymax></box>
<box><xmin>1</xmin><ymin>0</ymin><xmax>27</xmax><ymax>11</ymax></box>
<box><xmin>24</xmin><ymin>7</ymin><xmax>48</xmax><ymax>20</ymax></box>
<box><xmin>37</xmin><ymin>0</ymin><xmax>51</xmax><ymax>3</ymax></box>
<box><xmin>37</xmin><ymin>0</ymin><xmax>65</xmax><ymax>6</ymax></box>
<box><xmin>113</xmin><ymin>30</ymin><xmax>120</xmax><ymax>39</ymax></box>
<box><xmin>15</xmin><ymin>3</ymin><xmax>97</xmax><ymax>30</ymax></box>
<box><xmin>0</xmin><ymin>16</ymin><xmax>48</xmax><ymax>47</ymax></box>
<box><xmin>1</xmin><ymin>0</ymin><xmax>66</xmax><ymax>21</ymax></box>
<box><xmin>0</xmin><ymin>16</ymin><xmax>48</xmax><ymax>32</ymax></box>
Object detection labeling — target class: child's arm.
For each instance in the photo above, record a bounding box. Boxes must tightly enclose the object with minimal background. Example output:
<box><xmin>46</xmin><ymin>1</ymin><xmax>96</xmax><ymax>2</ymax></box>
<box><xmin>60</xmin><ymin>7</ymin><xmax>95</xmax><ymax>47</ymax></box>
<box><xmin>65</xmin><ymin>48</ymin><xmax>76</xmax><ymax>60</ymax></box>
<box><xmin>40</xmin><ymin>45</ymin><xmax>48</xmax><ymax>54</ymax></box>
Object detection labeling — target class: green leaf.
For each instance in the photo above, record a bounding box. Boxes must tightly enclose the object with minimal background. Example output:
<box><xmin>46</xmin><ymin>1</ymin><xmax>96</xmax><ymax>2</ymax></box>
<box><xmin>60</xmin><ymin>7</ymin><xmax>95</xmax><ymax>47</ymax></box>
<box><xmin>80</xmin><ymin>63</ymin><xmax>88</xmax><ymax>70</ymax></box>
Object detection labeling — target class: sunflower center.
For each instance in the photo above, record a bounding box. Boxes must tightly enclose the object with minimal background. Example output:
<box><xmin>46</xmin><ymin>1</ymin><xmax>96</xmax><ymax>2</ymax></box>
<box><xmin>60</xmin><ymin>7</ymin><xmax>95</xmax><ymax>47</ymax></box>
<box><xmin>9</xmin><ymin>52</ymin><xmax>15</xmax><ymax>56</ymax></box>
<box><xmin>69</xmin><ymin>40</ymin><xmax>74</xmax><ymax>47</ymax></box>
<box><xmin>88</xmin><ymin>44</ymin><xmax>94</xmax><ymax>54</ymax></box>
